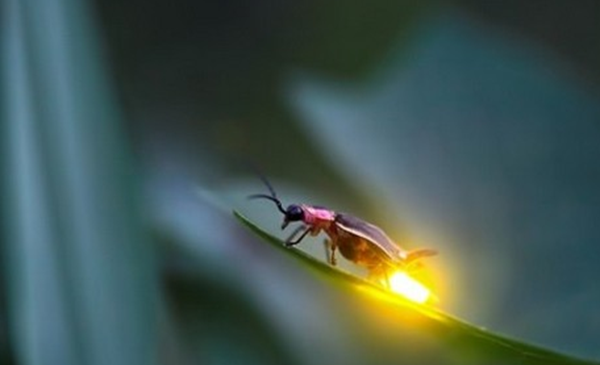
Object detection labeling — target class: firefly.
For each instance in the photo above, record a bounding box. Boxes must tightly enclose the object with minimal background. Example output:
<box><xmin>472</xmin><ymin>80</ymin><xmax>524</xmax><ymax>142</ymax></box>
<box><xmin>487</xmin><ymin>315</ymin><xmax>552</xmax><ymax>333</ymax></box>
<box><xmin>249</xmin><ymin>177</ymin><xmax>437</xmax><ymax>291</ymax></box>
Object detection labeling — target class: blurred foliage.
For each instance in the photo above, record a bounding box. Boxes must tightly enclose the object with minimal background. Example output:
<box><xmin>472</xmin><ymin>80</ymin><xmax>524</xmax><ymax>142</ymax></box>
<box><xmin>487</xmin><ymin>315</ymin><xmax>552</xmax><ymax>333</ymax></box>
<box><xmin>2</xmin><ymin>0</ymin><xmax>600</xmax><ymax>364</ymax></box>
<box><xmin>2</xmin><ymin>0</ymin><xmax>156</xmax><ymax>364</ymax></box>
<box><xmin>289</xmin><ymin>10</ymin><xmax>600</xmax><ymax>358</ymax></box>
<box><xmin>95</xmin><ymin>0</ymin><xmax>437</xmax><ymax>217</ymax></box>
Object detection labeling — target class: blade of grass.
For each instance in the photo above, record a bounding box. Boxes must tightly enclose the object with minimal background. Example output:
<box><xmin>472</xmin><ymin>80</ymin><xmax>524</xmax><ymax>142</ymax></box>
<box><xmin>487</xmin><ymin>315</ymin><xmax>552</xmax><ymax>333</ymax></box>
<box><xmin>234</xmin><ymin>211</ymin><xmax>598</xmax><ymax>365</ymax></box>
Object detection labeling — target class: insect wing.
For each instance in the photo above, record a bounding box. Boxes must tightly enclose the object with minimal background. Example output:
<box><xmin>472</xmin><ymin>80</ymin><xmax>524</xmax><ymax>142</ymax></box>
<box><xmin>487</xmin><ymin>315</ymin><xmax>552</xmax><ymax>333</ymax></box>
<box><xmin>335</xmin><ymin>213</ymin><xmax>405</xmax><ymax>261</ymax></box>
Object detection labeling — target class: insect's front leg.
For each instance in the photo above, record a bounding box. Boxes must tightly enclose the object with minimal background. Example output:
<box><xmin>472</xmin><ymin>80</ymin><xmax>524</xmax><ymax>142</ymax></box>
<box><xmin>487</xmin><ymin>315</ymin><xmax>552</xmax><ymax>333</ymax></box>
<box><xmin>323</xmin><ymin>239</ymin><xmax>337</xmax><ymax>266</ymax></box>
<box><xmin>285</xmin><ymin>225</ymin><xmax>305</xmax><ymax>243</ymax></box>
<box><xmin>285</xmin><ymin>226</ymin><xmax>312</xmax><ymax>247</ymax></box>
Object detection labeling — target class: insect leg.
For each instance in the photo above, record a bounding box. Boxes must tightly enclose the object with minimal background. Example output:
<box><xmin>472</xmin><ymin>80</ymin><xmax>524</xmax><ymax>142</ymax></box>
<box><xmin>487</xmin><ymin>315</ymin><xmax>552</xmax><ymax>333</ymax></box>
<box><xmin>367</xmin><ymin>265</ymin><xmax>389</xmax><ymax>288</ymax></box>
<box><xmin>405</xmin><ymin>261</ymin><xmax>424</xmax><ymax>273</ymax></box>
<box><xmin>285</xmin><ymin>227</ymin><xmax>311</xmax><ymax>247</ymax></box>
<box><xmin>382</xmin><ymin>268</ymin><xmax>390</xmax><ymax>289</ymax></box>
<box><xmin>323</xmin><ymin>239</ymin><xmax>337</xmax><ymax>266</ymax></box>
<box><xmin>285</xmin><ymin>225</ymin><xmax>306</xmax><ymax>242</ymax></box>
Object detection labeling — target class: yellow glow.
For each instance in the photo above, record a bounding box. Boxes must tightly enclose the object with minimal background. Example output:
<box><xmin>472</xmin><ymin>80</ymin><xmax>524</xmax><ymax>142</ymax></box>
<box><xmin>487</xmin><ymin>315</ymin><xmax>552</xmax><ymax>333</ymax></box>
<box><xmin>388</xmin><ymin>271</ymin><xmax>432</xmax><ymax>304</ymax></box>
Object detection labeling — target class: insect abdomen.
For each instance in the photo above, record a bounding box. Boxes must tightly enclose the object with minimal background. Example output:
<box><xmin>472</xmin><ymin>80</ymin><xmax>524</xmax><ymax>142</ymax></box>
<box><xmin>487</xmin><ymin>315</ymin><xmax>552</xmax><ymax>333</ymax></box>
<box><xmin>335</xmin><ymin>233</ymin><xmax>393</xmax><ymax>267</ymax></box>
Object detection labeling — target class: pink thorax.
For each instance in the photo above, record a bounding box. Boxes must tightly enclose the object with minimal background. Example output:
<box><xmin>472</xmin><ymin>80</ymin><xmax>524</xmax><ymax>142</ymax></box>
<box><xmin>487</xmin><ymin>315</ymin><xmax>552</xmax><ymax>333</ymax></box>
<box><xmin>302</xmin><ymin>205</ymin><xmax>336</xmax><ymax>225</ymax></box>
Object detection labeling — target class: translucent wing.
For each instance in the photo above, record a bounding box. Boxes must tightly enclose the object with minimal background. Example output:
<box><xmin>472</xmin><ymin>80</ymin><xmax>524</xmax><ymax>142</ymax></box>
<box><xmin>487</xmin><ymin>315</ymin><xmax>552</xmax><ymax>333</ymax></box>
<box><xmin>334</xmin><ymin>213</ymin><xmax>406</xmax><ymax>261</ymax></box>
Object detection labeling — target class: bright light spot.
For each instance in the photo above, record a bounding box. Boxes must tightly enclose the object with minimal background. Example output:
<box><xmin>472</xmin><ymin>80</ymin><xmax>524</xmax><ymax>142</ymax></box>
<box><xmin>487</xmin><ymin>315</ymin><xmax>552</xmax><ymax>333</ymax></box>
<box><xmin>388</xmin><ymin>271</ymin><xmax>431</xmax><ymax>304</ymax></box>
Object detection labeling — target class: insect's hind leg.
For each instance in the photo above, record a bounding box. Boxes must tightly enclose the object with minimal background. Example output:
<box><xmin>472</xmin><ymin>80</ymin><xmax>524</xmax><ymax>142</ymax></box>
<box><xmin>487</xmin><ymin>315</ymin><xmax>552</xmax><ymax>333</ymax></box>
<box><xmin>382</xmin><ymin>268</ymin><xmax>391</xmax><ymax>289</ymax></box>
<box><xmin>404</xmin><ymin>261</ymin><xmax>424</xmax><ymax>273</ymax></box>
<box><xmin>367</xmin><ymin>265</ymin><xmax>390</xmax><ymax>288</ymax></box>
<box><xmin>323</xmin><ymin>239</ymin><xmax>337</xmax><ymax>266</ymax></box>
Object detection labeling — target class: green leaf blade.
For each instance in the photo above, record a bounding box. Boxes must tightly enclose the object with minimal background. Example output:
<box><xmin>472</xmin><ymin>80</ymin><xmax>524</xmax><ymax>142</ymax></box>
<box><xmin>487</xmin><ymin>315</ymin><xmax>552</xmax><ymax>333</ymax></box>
<box><xmin>234</xmin><ymin>211</ymin><xmax>598</xmax><ymax>365</ymax></box>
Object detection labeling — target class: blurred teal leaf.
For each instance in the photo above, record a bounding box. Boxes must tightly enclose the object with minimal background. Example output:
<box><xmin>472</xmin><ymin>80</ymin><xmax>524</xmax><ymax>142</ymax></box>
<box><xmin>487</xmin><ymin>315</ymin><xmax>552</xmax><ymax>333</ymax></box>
<box><xmin>235</xmin><ymin>211</ymin><xmax>598</xmax><ymax>365</ymax></box>
<box><xmin>2</xmin><ymin>0</ymin><xmax>157</xmax><ymax>365</ymax></box>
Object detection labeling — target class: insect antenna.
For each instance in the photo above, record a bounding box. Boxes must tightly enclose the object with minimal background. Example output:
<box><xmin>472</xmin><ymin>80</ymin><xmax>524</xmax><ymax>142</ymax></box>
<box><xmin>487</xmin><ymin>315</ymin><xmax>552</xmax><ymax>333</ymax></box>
<box><xmin>248</xmin><ymin>174</ymin><xmax>286</xmax><ymax>215</ymax></box>
<box><xmin>257</xmin><ymin>173</ymin><xmax>279</xmax><ymax>200</ymax></box>
<box><xmin>248</xmin><ymin>194</ymin><xmax>287</xmax><ymax>214</ymax></box>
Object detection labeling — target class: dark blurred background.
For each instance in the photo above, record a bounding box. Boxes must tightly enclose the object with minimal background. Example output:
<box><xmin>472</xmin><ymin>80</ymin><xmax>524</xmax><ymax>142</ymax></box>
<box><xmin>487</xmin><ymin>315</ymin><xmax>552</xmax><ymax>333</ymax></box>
<box><xmin>3</xmin><ymin>0</ymin><xmax>600</xmax><ymax>364</ymax></box>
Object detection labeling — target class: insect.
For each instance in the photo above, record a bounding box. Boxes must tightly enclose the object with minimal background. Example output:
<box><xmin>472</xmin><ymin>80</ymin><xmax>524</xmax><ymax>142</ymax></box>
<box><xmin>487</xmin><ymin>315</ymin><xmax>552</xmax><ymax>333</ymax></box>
<box><xmin>249</xmin><ymin>177</ymin><xmax>437</xmax><ymax>285</ymax></box>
